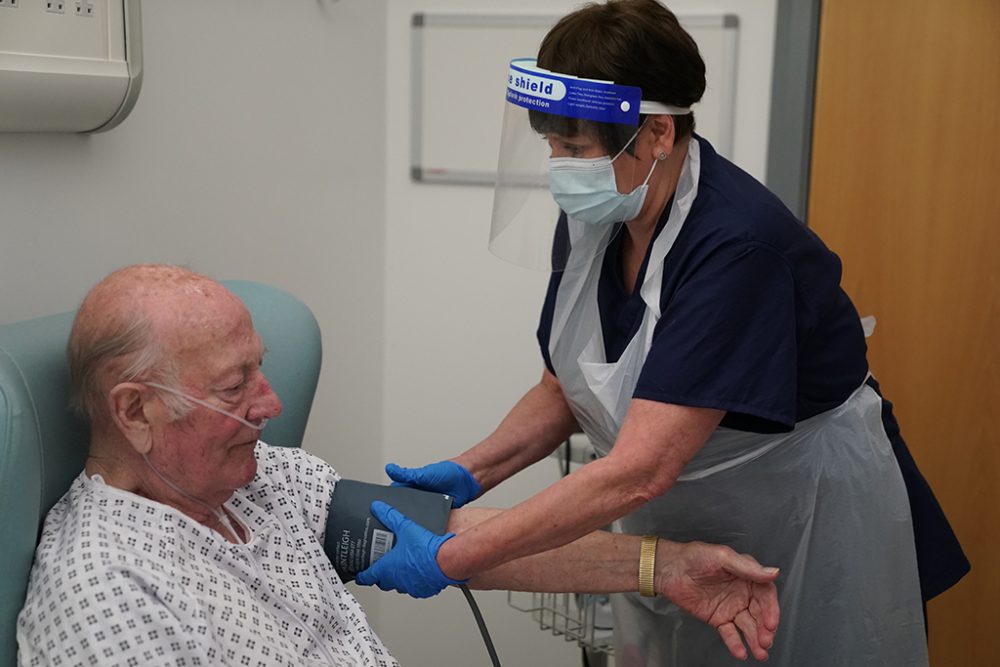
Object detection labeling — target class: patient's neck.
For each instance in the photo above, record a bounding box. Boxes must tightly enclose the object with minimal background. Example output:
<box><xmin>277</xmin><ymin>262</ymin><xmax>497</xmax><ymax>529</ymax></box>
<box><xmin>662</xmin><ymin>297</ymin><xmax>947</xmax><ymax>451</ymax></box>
<box><xmin>84</xmin><ymin>434</ymin><xmax>239</xmax><ymax>540</ymax></box>
<box><xmin>85</xmin><ymin>434</ymin><xmax>173</xmax><ymax>506</ymax></box>
<box><xmin>84</xmin><ymin>435</ymin><xmax>136</xmax><ymax>487</ymax></box>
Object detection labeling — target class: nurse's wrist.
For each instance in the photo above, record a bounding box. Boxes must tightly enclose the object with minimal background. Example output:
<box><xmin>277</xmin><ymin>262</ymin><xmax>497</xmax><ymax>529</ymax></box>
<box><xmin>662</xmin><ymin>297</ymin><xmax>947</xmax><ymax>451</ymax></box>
<box><xmin>450</xmin><ymin>455</ymin><xmax>486</xmax><ymax>497</ymax></box>
<box><xmin>435</xmin><ymin>533</ymin><xmax>472</xmax><ymax>581</ymax></box>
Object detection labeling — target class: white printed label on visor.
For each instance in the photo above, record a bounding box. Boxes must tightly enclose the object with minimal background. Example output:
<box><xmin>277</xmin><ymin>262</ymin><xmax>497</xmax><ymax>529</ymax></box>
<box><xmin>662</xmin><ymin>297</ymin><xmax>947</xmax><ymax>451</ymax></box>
<box><xmin>506</xmin><ymin>58</ymin><xmax>642</xmax><ymax>125</ymax></box>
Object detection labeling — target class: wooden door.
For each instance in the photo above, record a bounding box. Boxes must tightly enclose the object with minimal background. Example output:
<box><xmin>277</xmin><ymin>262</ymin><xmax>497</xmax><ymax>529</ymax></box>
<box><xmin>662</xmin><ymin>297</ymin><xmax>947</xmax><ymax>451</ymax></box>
<box><xmin>808</xmin><ymin>0</ymin><xmax>999</xmax><ymax>663</ymax></box>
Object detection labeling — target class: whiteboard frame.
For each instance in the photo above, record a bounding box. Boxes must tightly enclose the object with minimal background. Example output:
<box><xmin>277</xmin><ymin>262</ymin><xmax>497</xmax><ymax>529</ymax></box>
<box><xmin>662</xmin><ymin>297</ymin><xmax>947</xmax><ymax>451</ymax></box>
<box><xmin>410</xmin><ymin>12</ymin><xmax>739</xmax><ymax>186</ymax></box>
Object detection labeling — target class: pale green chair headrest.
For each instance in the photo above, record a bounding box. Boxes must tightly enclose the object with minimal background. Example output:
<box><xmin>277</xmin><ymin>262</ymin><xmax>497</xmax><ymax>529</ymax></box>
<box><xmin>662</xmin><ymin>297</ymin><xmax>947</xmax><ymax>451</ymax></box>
<box><xmin>0</xmin><ymin>280</ymin><xmax>322</xmax><ymax>667</ymax></box>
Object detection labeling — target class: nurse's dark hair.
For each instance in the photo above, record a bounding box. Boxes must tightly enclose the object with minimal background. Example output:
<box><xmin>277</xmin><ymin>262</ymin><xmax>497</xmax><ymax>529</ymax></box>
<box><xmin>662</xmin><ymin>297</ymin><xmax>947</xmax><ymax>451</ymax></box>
<box><xmin>529</xmin><ymin>0</ymin><xmax>706</xmax><ymax>152</ymax></box>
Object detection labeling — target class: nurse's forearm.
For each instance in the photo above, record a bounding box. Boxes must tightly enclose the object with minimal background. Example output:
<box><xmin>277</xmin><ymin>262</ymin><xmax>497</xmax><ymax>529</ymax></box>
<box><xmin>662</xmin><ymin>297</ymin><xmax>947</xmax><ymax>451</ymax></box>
<box><xmin>441</xmin><ymin>457</ymin><xmax>650</xmax><ymax>579</ymax></box>
<box><xmin>439</xmin><ymin>400</ymin><xmax>723</xmax><ymax>579</ymax></box>
<box><xmin>454</xmin><ymin>369</ymin><xmax>578</xmax><ymax>492</ymax></box>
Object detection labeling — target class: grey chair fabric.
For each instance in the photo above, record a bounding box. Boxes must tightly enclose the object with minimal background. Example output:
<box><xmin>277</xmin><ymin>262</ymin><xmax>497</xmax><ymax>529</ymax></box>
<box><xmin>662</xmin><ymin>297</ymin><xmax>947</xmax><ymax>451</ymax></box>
<box><xmin>0</xmin><ymin>280</ymin><xmax>322</xmax><ymax>667</ymax></box>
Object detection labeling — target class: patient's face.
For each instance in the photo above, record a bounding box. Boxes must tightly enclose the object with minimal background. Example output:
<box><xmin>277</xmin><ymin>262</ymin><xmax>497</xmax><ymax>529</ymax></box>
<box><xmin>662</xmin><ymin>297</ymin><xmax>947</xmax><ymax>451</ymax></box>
<box><xmin>147</xmin><ymin>292</ymin><xmax>283</xmax><ymax>507</ymax></box>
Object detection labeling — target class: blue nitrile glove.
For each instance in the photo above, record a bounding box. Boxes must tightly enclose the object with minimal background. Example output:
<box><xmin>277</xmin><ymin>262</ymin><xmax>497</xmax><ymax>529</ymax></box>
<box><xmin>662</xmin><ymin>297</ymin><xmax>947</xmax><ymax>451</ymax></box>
<box><xmin>354</xmin><ymin>501</ymin><xmax>467</xmax><ymax>598</ymax></box>
<box><xmin>386</xmin><ymin>460</ymin><xmax>482</xmax><ymax>508</ymax></box>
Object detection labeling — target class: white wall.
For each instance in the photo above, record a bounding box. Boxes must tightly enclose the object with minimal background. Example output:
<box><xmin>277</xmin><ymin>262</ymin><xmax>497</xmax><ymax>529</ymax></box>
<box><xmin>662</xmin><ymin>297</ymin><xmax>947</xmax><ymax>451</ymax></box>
<box><xmin>380</xmin><ymin>1</ymin><xmax>776</xmax><ymax>666</ymax></box>
<box><xmin>0</xmin><ymin>0</ymin><xmax>390</xmax><ymax>618</ymax></box>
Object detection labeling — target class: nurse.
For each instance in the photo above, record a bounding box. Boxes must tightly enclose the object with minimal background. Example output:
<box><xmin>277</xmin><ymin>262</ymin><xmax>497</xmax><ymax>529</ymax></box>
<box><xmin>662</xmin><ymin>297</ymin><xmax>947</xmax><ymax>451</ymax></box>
<box><xmin>357</xmin><ymin>1</ymin><xmax>969</xmax><ymax>664</ymax></box>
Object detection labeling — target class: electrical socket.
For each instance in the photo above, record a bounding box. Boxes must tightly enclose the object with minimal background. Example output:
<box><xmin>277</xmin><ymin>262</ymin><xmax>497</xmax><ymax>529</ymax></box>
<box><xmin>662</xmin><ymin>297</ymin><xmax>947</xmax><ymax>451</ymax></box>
<box><xmin>46</xmin><ymin>1</ymin><xmax>66</xmax><ymax>13</ymax></box>
<box><xmin>74</xmin><ymin>0</ymin><xmax>93</xmax><ymax>17</ymax></box>
<box><xmin>0</xmin><ymin>0</ymin><xmax>20</xmax><ymax>10</ymax></box>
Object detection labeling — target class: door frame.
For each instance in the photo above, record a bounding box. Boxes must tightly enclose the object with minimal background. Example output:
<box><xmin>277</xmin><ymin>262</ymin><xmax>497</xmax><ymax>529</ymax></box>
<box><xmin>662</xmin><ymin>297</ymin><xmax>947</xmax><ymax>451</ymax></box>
<box><xmin>765</xmin><ymin>0</ymin><xmax>822</xmax><ymax>222</ymax></box>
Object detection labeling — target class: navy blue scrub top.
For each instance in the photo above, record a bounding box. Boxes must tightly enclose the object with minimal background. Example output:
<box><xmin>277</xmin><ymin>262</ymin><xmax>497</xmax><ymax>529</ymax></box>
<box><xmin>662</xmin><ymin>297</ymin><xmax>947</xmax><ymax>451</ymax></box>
<box><xmin>537</xmin><ymin>135</ymin><xmax>969</xmax><ymax>600</ymax></box>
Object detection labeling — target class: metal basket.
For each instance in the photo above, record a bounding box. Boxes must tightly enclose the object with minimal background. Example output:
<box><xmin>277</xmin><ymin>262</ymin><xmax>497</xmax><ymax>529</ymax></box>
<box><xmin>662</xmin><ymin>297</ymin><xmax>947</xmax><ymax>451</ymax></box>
<box><xmin>506</xmin><ymin>437</ymin><xmax>615</xmax><ymax>661</ymax></box>
<box><xmin>507</xmin><ymin>590</ymin><xmax>615</xmax><ymax>656</ymax></box>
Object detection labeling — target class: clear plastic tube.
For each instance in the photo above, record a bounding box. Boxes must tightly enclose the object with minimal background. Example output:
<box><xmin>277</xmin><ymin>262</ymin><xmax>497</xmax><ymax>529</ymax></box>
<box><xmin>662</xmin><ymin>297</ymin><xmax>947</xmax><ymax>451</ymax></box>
<box><xmin>141</xmin><ymin>452</ymin><xmax>247</xmax><ymax>544</ymax></box>
<box><xmin>145</xmin><ymin>381</ymin><xmax>268</xmax><ymax>431</ymax></box>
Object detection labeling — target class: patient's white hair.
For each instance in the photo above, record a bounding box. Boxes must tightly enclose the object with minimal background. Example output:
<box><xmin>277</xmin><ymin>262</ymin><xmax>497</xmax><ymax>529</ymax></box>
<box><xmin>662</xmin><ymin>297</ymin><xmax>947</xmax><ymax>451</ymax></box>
<box><xmin>67</xmin><ymin>264</ymin><xmax>221</xmax><ymax>430</ymax></box>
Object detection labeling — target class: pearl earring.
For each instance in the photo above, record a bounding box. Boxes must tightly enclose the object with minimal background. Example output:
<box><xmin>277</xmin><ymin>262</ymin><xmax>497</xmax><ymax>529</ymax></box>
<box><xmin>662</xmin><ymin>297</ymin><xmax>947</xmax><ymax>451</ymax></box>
<box><xmin>658</xmin><ymin>151</ymin><xmax>668</xmax><ymax>160</ymax></box>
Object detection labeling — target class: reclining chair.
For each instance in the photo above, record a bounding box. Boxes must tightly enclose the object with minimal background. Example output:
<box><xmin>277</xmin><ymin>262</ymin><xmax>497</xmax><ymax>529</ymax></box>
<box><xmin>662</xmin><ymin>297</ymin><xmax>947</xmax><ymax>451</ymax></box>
<box><xmin>0</xmin><ymin>281</ymin><xmax>322</xmax><ymax>667</ymax></box>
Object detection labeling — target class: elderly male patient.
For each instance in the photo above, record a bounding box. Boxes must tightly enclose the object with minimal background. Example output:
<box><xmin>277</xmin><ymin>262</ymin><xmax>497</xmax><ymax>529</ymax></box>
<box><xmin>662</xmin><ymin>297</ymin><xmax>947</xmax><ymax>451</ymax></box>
<box><xmin>17</xmin><ymin>264</ymin><xmax>780</xmax><ymax>666</ymax></box>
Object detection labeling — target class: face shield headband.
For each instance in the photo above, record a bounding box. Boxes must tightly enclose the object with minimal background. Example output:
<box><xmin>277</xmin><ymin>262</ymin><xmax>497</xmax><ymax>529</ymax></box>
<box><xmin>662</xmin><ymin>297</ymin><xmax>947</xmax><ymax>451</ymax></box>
<box><xmin>506</xmin><ymin>58</ymin><xmax>691</xmax><ymax>126</ymax></box>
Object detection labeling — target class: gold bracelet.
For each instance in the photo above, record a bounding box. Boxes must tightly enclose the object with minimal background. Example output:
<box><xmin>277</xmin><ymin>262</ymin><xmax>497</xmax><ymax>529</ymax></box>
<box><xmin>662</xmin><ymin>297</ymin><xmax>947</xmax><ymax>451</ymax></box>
<box><xmin>638</xmin><ymin>535</ymin><xmax>659</xmax><ymax>597</ymax></box>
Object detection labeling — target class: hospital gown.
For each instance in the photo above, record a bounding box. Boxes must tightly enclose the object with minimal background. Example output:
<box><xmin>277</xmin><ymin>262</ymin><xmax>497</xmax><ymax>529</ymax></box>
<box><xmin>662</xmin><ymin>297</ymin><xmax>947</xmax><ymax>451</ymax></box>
<box><xmin>17</xmin><ymin>443</ymin><xmax>398</xmax><ymax>667</ymax></box>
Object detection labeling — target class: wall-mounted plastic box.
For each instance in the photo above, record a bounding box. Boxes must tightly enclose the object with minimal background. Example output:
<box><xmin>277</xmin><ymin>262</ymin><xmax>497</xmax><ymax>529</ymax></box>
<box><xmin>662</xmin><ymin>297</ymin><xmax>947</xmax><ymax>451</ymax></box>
<box><xmin>0</xmin><ymin>0</ymin><xmax>142</xmax><ymax>132</ymax></box>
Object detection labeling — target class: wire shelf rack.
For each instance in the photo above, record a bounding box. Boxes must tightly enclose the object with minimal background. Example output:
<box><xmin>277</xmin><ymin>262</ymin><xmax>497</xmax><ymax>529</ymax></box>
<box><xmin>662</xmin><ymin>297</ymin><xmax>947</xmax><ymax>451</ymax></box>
<box><xmin>507</xmin><ymin>591</ymin><xmax>615</xmax><ymax>656</ymax></box>
<box><xmin>506</xmin><ymin>437</ymin><xmax>615</xmax><ymax>660</ymax></box>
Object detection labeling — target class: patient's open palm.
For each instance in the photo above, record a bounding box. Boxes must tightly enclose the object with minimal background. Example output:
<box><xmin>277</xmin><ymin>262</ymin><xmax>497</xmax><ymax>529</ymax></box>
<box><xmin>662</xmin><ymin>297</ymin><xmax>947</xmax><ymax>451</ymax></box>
<box><xmin>658</xmin><ymin>541</ymin><xmax>780</xmax><ymax>661</ymax></box>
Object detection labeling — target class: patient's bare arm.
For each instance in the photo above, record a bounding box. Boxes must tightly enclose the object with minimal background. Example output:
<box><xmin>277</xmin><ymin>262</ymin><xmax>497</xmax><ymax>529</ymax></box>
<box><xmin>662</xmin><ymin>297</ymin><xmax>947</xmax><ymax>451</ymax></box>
<box><xmin>451</xmin><ymin>507</ymin><xmax>780</xmax><ymax>663</ymax></box>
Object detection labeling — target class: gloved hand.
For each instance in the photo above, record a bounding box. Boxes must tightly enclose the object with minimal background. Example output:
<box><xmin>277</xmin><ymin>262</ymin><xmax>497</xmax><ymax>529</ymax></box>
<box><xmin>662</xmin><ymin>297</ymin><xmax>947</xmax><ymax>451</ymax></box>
<box><xmin>386</xmin><ymin>460</ymin><xmax>481</xmax><ymax>508</ymax></box>
<box><xmin>354</xmin><ymin>501</ymin><xmax>467</xmax><ymax>598</ymax></box>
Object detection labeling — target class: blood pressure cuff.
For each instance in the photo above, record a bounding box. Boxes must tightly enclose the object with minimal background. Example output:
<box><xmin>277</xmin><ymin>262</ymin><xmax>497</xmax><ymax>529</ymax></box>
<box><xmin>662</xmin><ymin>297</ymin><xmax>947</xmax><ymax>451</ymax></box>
<box><xmin>324</xmin><ymin>479</ymin><xmax>453</xmax><ymax>581</ymax></box>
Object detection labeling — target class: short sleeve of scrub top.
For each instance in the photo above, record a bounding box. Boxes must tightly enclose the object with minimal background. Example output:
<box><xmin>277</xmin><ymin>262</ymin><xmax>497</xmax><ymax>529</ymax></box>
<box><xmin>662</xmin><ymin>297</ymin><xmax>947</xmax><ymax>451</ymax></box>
<box><xmin>633</xmin><ymin>239</ymin><xmax>798</xmax><ymax>431</ymax></box>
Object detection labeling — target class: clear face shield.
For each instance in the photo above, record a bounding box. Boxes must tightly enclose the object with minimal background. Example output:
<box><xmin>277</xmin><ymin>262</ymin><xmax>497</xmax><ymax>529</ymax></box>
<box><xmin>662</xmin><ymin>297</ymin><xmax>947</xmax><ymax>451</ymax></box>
<box><xmin>489</xmin><ymin>58</ymin><xmax>690</xmax><ymax>272</ymax></box>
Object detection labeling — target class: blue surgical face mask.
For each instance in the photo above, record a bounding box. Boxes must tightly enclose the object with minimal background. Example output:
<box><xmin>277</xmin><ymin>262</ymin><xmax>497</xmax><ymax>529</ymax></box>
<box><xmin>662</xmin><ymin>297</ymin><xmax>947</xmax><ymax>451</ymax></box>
<box><xmin>145</xmin><ymin>381</ymin><xmax>268</xmax><ymax>431</ymax></box>
<box><xmin>547</xmin><ymin>125</ymin><xmax>659</xmax><ymax>226</ymax></box>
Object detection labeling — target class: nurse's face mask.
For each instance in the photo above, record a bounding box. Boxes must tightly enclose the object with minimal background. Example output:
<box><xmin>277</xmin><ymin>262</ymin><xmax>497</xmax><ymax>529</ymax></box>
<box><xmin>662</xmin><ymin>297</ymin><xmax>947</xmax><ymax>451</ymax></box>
<box><xmin>490</xmin><ymin>58</ymin><xmax>689</xmax><ymax>272</ymax></box>
<box><xmin>547</xmin><ymin>120</ymin><xmax>659</xmax><ymax>226</ymax></box>
<box><xmin>145</xmin><ymin>381</ymin><xmax>269</xmax><ymax>431</ymax></box>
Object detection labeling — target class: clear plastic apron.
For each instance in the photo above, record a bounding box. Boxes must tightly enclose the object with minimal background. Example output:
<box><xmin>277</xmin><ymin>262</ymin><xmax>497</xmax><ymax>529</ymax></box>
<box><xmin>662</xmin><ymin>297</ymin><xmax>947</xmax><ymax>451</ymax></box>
<box><xmin>548</xmin><ymin>140</ymin><xmax>928</xmax><ymax>666</ymax></box>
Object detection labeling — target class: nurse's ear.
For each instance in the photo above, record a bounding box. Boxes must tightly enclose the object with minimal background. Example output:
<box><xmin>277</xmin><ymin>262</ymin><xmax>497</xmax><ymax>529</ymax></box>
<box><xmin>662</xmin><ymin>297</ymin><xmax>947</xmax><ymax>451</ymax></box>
<box><xmin>647</xmin><ymin>115</ymin><xmax>677</xmax><ymax>160</ymax></box>
<box><xmin>107</xmin><ymin>382</ymin><xmax>157</xmax><ymax>455</ymax></box>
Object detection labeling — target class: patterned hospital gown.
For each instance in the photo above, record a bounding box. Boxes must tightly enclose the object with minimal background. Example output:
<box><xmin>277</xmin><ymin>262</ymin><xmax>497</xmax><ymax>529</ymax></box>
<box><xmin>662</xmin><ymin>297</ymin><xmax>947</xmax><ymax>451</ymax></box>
<box><xmin>17</xmin><ymin>443</ymin><xmax>399</xmax><ymax>666</ymax></box>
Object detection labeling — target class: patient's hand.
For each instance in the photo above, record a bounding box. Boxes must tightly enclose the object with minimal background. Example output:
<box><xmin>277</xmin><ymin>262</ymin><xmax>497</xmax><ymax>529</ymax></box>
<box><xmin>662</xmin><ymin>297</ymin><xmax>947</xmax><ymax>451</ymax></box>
<box><xmin>656</xmin><ymin>541</ymin><xmax>780</xmax><ymax>662</ymax></box>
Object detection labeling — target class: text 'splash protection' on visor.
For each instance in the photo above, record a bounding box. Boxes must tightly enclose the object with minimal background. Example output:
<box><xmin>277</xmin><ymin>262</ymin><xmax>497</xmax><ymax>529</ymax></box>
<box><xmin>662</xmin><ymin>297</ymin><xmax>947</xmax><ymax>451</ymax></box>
<box><xmin>490</xmin><ymin>58</ymin><xmax>686</xmax><ymax>272</ymax></box>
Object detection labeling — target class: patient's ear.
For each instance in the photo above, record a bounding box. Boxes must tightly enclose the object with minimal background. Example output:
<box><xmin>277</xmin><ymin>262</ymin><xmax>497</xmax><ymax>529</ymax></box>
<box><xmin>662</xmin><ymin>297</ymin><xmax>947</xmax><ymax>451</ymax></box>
<box><xmin>108</xmin><ymin>382</ymin><xmax>155</xmax><ymax>455</ymax></box>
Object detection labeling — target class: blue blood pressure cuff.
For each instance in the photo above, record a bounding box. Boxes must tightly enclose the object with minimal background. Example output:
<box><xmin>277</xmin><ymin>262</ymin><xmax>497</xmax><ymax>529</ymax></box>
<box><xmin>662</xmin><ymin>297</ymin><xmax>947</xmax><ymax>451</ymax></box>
<box><xmin>324</xmin><ymin>479</ymin><xmax>453</xmax><ymax>581</ymax></box>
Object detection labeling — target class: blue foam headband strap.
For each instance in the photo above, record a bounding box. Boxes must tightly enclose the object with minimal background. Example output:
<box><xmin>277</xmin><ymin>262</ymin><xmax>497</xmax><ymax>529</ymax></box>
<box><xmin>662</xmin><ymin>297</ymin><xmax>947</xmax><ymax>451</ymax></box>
<box><xmin>506</xmin><ymin>58</ymin><xmax>691</xmax><ymax>123</ymax></box>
